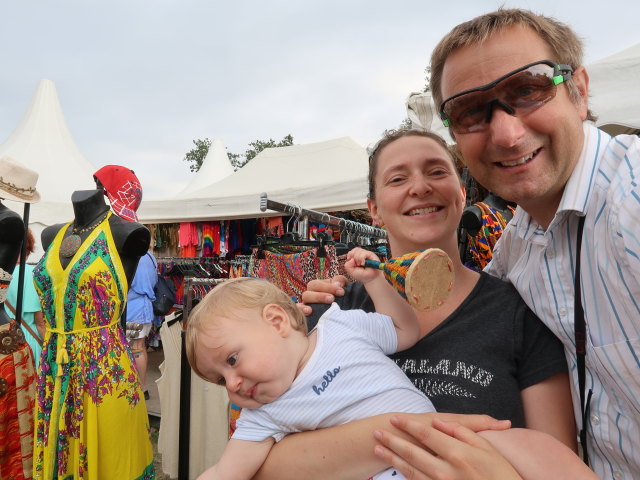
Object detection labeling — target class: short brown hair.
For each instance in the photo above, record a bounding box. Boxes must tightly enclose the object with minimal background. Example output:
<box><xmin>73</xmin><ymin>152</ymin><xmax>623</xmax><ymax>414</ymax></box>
<box><xmin>429</xmin><ymin>8</ymin><xmax>596</xmax><ymax>122</ymax></box>
<box><xmin>185</xmin><ymin>278</ymin><xmax>308</xmax><ymax>380</ymax></box>
<box><xmin>368</xmin><ymin>129</ymin><xmax>461</xmax><ymax>200</ymax></box>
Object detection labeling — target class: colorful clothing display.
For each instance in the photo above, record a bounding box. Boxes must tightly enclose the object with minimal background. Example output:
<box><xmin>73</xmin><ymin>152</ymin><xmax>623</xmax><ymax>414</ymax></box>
<box><xmin>32</xmin><ymin>213</ymin><xmax>154</xmax><ymax>479</ymax></box>
<box><xmin>249</xmin><ymin>245</ymin><xmax>340</xmax><ymax>301</ymax></box>
<box><xmin>0</xmin><ymin>326</ymin><xmax>35</xmax><ymax>480</ymax></box>
<box><xmin>466</xmin><ymin>202</ymin><xmax>515</xmax><ymax>271</ymax></box>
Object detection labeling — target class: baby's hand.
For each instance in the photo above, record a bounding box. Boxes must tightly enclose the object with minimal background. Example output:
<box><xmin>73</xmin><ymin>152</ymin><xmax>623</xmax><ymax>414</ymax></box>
<box><xmin>344</xmin><ymin>248</ymin><xmax>382</xmax><ymax>284</ymax></box>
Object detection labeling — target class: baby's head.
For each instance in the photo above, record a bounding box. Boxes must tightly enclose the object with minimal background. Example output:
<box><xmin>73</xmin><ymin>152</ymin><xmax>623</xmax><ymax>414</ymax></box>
<box><xmin>185</xmin><ymin>278</ymin><xmax>309</xmax><ymax>408</ymax></box>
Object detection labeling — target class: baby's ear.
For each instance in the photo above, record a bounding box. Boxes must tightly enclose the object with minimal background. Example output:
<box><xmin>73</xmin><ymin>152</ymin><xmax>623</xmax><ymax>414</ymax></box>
<box><xmin>262</xmin><ymin>304</ymin><xmax>291</xmax><ymax>336</ymax></box>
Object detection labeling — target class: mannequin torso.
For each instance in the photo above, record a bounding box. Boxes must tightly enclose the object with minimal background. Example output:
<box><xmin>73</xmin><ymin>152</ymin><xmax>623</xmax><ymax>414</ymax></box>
<box><xmin>41</xmin><ymin>190</ymin><xmax>150</xmax><ymax>283</ymax></box>
<box><xmin>461</xmin><ymin>193</ymin><xmax>515</xmax><ymax>236</ymax></box>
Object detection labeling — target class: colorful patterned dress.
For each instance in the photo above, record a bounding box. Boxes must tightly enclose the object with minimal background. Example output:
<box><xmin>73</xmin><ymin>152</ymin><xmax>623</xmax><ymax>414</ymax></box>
<box><xmin>32</xmin><ymin>213</ymin><xmax>154</xmax><ymax>479</ymax></box>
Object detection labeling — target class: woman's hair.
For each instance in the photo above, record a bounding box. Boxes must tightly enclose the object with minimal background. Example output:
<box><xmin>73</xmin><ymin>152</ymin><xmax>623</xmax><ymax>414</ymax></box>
<box><xmin>367</xmin><ymin>129</ymin><xmax>461</xmax><ymax>200</ymax></box>
<box><xmin>185</xmin><ymin>278</ymin><xmax>308</xmax><ymax>380</ymax></box>
<box><xmin>429</xmin><ymin>7</ymin><xmax>596</xmax><ymax>122</ymax></box>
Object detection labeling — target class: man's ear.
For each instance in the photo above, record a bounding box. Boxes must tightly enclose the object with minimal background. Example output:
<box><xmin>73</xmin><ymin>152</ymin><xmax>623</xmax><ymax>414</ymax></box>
<box><xmin>262</xmin><ymin>304</ymin><xmax>291</xmax><ymax>337</ymax></box>
<box><xmin>572</xmin><ymin>65</ymin><xmax>590</xmax><ymax>121</ymax></box>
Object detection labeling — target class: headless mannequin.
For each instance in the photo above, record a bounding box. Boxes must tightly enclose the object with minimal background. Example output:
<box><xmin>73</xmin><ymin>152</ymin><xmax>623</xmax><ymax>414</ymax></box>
<box><xmin>41</xmin><ymin>190</ymin><xmax>150</xmax><ymax>284</ymax></box>
<box><xmin>461</xmin><ymin>192</ymin><xmax>515</xmax><ymax>237</ymax></box>
<box><xmin>0</xmin><ymin>201</ymin><xmax>25</xmax><ymax>326</ymax></box>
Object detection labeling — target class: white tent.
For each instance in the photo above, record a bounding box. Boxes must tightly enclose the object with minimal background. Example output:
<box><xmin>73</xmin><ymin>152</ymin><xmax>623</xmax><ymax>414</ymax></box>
<box><xmin>138</xmin><ymin>136</ymin><xmax>369</xmax><ymax>223</ymax></box>
<box><xmin>587</xmin><ymin>42</ymin><xmax>640</xmax><ymax>135</ymax></box>
<box><xmin>405</xmin><ymin>91</ymin><xmax>454</xmax><ymax>144</ymax></box>
<box><xmin>176</xmin><ymin>138</ymin><xmax>234</xmax><ymax>197</ymax></box>
<box><xmin>0</xmin><ymin>79</ymin><xmax>98</xmax><ymax>259</ymax></box>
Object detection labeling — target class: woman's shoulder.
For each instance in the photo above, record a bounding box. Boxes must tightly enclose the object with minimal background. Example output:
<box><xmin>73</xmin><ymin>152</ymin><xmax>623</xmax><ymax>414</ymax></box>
<box><xmin>463</xmin><ymin>272</ymin><xmax>529</xmax><ymax>314</ymax></box>
<box><xmin>475</xmin><ymin>271</ymin><xmax>520</xmax><ymax>296</ymax></box>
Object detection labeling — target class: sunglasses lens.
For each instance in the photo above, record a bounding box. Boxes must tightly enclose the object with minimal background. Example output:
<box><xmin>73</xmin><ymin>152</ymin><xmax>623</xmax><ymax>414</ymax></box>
<box><xmin>443</xmin><ymin>63</ymin><xmax>558</xmax><ymax>133</ymax></box>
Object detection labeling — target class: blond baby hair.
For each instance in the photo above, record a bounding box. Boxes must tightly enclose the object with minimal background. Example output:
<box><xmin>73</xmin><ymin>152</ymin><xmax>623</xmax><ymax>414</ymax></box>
<box><xmin>185</xmin><ymin>277</ymin><xmax>308</xmax><ymax>380</ymax></box>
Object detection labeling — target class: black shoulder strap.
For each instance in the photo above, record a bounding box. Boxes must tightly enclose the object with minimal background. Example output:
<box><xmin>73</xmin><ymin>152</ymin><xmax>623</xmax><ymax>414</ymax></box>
<box><xmin>574</xmin><ymin>215</ymin><xmax>592</xmax><ymax>465</ymax></box>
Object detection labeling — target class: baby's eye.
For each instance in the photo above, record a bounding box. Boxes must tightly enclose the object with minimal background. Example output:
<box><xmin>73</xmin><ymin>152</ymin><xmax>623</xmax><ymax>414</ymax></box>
<box><xmin>227</xmin><ymin>354</ymin><xmax>238</xmax><ymax>366</ymax></box>
<box><xmin>216</xmin><ymin>377</ymin><xmax>226</xmax><ymax>386</ymax></box>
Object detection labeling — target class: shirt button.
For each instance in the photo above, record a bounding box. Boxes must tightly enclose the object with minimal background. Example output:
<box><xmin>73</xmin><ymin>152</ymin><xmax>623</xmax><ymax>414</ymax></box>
<box><xmin>559</xmin><ymin>306</ymin><xmax>567</xmax><ymax>316</ymax></box>
<box><xmin>591</xmin><ymin>414</ymin><xmax>600</xmax><ymax>426</ymax></box>
<box><xmin>547</xmin><ymin>249</ymin><xmax>555</xmax><ymax>259</ymax></box>
<box><xmin>613</xmin><ymin>471</ymin><xmax>623</xmax><ymax>480</ymax></box>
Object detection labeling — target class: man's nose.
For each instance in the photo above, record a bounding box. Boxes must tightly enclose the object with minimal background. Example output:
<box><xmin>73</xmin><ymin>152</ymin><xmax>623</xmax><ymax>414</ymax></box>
<box><xmin>487</xmin><ymin>106</ymin><xmax>526</xmax><ymax>148</ymax></box>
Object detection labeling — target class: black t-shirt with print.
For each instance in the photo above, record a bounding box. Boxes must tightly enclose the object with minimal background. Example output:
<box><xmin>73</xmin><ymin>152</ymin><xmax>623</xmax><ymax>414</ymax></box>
<box><xmin>306</xmin><ymin>272</ymin><xmax>568</xmax><ymax>427</ymax></box>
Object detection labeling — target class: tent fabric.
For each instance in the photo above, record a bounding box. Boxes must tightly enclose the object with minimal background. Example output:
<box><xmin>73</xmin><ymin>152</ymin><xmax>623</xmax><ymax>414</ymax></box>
<box><xmin>406</xmin><ymin>91</ymin><xmax>454</xmax><ymax>144</ymax></box>
<box><xmin>176</xmin><ymin>138</ymin><xmax>234</xmax><ymax>197</ymax></box>
<box><xmin>587</xmin><ymin>42</ymin><xmax>640</xmax><ymax>135</ymax></box>
<box><xmin>138</xmin><ymin>137</ymin><xmax>369</xmax><ymax>223</ymax></box>
<box><xmin>0</xmin><ymin>79</ymin><xmax>97</xmax><ymax>225</ymax></box>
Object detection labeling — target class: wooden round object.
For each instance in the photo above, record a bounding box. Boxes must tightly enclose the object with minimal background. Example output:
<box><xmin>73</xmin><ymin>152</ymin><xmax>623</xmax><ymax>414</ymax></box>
<box><xmin>405</xmin><ymin>248</ymin><xmax>454</xmax><ymax>311</ymax></box>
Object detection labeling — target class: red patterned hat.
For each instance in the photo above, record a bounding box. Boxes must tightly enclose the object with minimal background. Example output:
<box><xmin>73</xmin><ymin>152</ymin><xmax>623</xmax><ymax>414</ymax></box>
<box><xmin>93</xmin><ymin>165</ymin><xmax>142</xmax><ymax>221</ymax></box>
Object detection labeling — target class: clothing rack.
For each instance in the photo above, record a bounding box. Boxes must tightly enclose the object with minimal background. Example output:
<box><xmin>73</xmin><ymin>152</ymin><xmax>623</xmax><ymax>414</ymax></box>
<box><xmin>178</xmin><ymin>277</ymin><xmax>226</xmax><ymax>480</ymax></box>
<box><xmin>259</xmin><ymin>193</ymin><xmax>387</xmax><ymax>241</ymax></box>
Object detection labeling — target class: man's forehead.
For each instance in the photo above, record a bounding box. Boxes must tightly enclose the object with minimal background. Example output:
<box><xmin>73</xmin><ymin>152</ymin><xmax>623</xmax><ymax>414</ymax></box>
<box><xmin>440</xmin><ymin>25</ymin><xmax>554</xmax><ymax>97</ymax></box>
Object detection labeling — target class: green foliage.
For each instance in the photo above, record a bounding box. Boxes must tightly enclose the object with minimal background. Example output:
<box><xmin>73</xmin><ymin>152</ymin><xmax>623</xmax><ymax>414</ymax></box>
<box><xmin>229</xmin><ymin>134</ymin><xmax>294</xmax><ymax>170</ymax></box>
<box><xmin>183</xmin><ymin>138</ymin><xmax>212</xmax><ymax>172</ymax></box>
<box><xmin>184</xmin><ymin>135</ymin><xmax>294</xmax><ymax>173</ymax></box>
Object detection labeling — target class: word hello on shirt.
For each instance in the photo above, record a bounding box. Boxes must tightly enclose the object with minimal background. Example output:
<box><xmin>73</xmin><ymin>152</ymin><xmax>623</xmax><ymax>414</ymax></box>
<box><xmin>312</xmin><ymin>367</ymin><xmax>341</xmax><ymax>396</ymax></box>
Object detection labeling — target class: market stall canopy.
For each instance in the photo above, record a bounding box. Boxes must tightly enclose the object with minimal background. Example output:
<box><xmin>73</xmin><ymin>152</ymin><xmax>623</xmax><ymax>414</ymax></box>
<box><xmin>175</xmin><ymin>138</ymin><xmax>234</xmax><ymax>197</ymax></box>
<box><xmin>0</xmin><ymin>79</ymin><xmax>97</xmax><ymax>226</ymax></box>
<box><xmin>588</xmin><ymin>42</ymin><xmax>640</xmax><ymax>135</ymax></box>
<box><xmin>138</xmin><ymin>136</ymin><xmax>369</xmax><ymax>223</ymax></box>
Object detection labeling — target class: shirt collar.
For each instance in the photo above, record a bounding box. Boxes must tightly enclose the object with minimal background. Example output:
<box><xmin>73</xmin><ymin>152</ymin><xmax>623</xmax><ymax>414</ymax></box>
<box><xmin>557</xmin><ymin>122</ymin><xmax>608</xmax><ymax>216</ymax></box>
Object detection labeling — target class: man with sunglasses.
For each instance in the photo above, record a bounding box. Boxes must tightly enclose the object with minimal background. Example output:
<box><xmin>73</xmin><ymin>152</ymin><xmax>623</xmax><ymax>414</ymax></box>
<box><xmin>420</xmin><ymin>8</ymin><xmax>639</xmax><ymax>480</ymax></box>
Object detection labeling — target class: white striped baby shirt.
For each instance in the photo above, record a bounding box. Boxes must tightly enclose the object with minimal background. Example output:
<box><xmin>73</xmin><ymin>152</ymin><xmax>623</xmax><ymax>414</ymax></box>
<box><xmin>486</xmin><ymin>123</ymin><xmax>640</xmax><ymax>480</ymax></box>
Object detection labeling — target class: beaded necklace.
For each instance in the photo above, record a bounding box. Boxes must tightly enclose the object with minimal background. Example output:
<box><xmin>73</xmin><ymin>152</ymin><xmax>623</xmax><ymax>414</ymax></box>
<box><xmin>59</xmin><ymin>210</ymin><xmax>110</xmax><ymax>258</ymax></box>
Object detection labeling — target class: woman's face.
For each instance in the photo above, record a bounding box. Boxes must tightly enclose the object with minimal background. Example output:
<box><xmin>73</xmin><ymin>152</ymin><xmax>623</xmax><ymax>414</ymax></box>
<box><xmin>367</xmin><ymin>135</ymin><xmax>465</xmax><ymax>256</ymax></box>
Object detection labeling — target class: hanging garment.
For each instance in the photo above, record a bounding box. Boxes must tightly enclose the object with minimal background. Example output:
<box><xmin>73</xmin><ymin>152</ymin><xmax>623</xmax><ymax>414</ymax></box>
<box><xmin>0</xmin><ymin>324</ymin><xmax>35</xmax><ymax>480</ymax></box>
<box><xmin>466</xmin><ymin>202</ymin><xmax>515</xmax><ymax>271</ymax></box>
<box><xmin>249</xmin><ymin>245</ymin><xmax>340</xmax><ymax>301</ymax></box>
<box><xmin>32</xmin><ymin>214</ymin><xmax>154</xmax><ymax>480</ymax></box>
<box><xmin>157</xmin><ymin>317</ymin><xmax>229</xmax><ymax>478</ymax></box>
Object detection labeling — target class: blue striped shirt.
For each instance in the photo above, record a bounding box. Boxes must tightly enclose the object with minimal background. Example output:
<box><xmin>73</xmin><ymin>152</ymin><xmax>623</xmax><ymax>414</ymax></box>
<box><xmin>486</xmin><ymin>123</ymin><xmax>640</xmax><ymax>480</ymax></box>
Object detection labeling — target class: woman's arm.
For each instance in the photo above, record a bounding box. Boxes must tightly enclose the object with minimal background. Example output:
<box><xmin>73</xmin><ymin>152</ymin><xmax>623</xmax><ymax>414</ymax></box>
<box><xmin>373</xmin><ymin>416</ymin><xmax>598</xmax><ymax>480</ymax></box>
<box><xmin>201</xmin><ymin>438</ymin><xmax>273</xmax><ymax>480</ymax></box>
<box><xmin>373</xmin><ymin>416</ymin><xmax>523</xmax><ymax>480</ymax></box>
<box><xmin>345</xmin><ymin>248</ymin><xmax>419</xmax><ymax>350</ymax></box>
<box><xmin>252</xmin><ymin>413</ymin><xmax>511</xmax><ymax>480</ymax></box>
<box><xmin>521</xmin><ymin>372</ymin><xmax>577</xmax><ymax>452</ymax></box>
<box><xmin>34</xmin><ymin>310</ymin><xmax>45</xmax><ymax>340</ymax></box>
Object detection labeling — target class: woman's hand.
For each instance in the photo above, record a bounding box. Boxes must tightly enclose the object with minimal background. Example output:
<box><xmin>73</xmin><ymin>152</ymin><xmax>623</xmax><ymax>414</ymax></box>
<box><xmin>373</xmin><ymin>415</ymin><xmax>522</xmax><ymax>480</ymax></box>
<box><xmin>344</xmin><ymin>247</ymin><xmax>382</xmax><ymax>284</ymax></box>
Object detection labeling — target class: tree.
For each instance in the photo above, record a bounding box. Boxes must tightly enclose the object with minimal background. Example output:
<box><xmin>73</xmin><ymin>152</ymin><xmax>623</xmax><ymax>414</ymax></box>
<box><xmin>229</xmin><ymin>134</ymin><xmax>294</xmax><ymax>170</ymax></box>
<box><xmin>183</xmin><ymin>134</ymin><xmax>294</xmax><ymax>173</ymax></box>
<box><xmin>183</xmin><ymin>138</ymin><xmax>212</xmax><ymax>172</ymax></box>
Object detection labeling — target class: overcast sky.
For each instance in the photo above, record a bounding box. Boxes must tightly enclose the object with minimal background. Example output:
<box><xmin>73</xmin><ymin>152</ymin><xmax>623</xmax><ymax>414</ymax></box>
<box><xmin>2</xmin><ymin>0</ymin><xmax>640</xmax><ymax>199</ymax></box>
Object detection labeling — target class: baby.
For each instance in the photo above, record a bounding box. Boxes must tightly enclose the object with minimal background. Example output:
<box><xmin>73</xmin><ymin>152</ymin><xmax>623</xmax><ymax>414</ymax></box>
<box><xmin>185</xmin><ymin>248</ymin><xmax>435</xmax><ymax>480</ymax></box>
